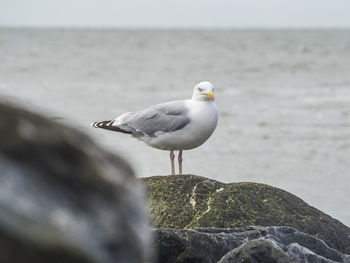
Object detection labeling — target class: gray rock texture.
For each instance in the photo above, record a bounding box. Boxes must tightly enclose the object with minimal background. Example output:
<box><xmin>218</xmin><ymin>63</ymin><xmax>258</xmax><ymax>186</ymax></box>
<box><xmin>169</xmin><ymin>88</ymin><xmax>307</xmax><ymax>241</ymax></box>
<box><xmin>142</xmin><ymin>175</ymin><xmax>350</xmax><ymax>254</ymax></box>
<box><xmin>153</xmin><ymin>226</ymin><xmax>350</xmax><ymax>263</ymax></box>
<box><xmin>0</xmin><ymin>102</ymin><xmax>150</xmax><ymax>263</ymax></box>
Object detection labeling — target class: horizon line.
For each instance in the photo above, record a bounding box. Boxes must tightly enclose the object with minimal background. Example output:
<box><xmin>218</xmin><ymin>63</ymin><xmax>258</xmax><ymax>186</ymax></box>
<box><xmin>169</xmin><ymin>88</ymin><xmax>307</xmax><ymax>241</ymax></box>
<box><xmin>1</xmin><ymin>25</ymin><xmax>350</xmax><ymax>31</ymax></box>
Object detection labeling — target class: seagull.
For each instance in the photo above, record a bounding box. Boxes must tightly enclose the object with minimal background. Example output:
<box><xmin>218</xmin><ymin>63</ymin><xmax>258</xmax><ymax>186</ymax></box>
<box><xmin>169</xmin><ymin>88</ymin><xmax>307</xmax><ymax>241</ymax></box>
<box><xmin>92</xmin><ymin>81</ymin><xmax>218</xmax><ymax>175</ymax></box>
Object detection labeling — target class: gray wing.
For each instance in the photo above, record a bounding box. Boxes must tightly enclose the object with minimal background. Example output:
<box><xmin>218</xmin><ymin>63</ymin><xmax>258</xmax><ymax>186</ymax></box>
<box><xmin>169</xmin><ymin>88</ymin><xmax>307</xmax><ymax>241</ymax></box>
<box><xmin>116</xmin><ymin>101</ymin><xmax>191</xmax><ymax>137</ymax></box>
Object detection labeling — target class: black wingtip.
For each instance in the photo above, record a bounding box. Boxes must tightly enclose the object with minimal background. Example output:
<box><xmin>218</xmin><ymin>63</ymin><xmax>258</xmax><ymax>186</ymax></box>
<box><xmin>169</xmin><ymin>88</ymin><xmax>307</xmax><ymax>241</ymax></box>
<box><xmin>92</xmin><ymin>120</ymin><xmax>113</xmax><ymax>128</ymax></box>
<box><xmin>91</xmin><ymin>120</ymin><xmax>132</xmax><ymax>134</ymax></box>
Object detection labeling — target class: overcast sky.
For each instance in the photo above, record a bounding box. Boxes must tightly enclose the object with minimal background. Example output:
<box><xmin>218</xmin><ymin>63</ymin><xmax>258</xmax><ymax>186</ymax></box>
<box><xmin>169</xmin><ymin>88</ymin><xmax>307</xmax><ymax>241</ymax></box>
<box><xmin>1</xmin><ymin>0</ymin><xmax>350</xmax><ymax>28</ymax></box>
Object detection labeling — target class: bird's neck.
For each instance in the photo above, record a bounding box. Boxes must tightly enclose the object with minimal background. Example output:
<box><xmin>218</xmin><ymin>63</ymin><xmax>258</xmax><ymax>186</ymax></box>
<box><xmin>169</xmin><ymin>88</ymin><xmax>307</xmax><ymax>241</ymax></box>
<box><xmin>191</xmin><ymin>97</ymin><xmax>215</xmax><ymax>103</ymax></box>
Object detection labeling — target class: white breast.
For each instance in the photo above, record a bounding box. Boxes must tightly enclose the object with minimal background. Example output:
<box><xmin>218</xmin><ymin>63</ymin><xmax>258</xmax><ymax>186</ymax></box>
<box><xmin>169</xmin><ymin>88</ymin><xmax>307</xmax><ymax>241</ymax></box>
<box><xmin>185</xmin><ymin>100</ymin><xmax>218</xmax><ymax>147</ymax></box>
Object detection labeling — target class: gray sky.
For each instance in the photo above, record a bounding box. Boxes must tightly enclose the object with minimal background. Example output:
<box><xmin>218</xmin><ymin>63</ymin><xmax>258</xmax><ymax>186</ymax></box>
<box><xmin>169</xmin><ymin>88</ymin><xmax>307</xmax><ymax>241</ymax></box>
<box><xmin>1</xmin><ymin>0</ymin><xmax>350</xmax><ymax>28</ymax></box>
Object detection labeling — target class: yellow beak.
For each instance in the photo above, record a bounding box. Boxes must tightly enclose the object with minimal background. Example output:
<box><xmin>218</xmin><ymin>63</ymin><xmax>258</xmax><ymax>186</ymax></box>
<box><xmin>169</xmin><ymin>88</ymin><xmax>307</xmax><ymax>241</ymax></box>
<box><xmin>205</xmin><ymin>91</ymin><xmax>215</xmax><ymax>100</ymax></box>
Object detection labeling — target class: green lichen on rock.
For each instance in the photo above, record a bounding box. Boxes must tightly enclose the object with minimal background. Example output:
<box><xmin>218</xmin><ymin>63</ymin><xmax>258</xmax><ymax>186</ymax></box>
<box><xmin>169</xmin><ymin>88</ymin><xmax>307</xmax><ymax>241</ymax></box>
<box><xmin>143</xmin><ymin>174</ymin><xmax>221</xmax><ymax>228</ymax></box>
<box><xmin>141</xmin><ymin>174</ymin><xmax>350</xmax><ymax>254</ymax></box>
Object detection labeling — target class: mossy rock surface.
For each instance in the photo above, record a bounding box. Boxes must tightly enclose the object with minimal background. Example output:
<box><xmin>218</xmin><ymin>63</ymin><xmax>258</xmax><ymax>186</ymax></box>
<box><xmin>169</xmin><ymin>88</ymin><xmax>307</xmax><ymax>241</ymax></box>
<box><xmin>141</xmin><ymin>174</ymin><xmax>350</xmax><ymax>254</ymax></box>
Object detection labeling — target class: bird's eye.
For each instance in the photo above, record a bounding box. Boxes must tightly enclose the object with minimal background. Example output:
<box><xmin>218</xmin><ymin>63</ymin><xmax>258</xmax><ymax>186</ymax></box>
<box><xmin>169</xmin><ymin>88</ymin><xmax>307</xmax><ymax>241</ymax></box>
<box><xmin>198</xmin><ymin>88</ymin><xmax>203</xmax><ymax>92</ymax></box>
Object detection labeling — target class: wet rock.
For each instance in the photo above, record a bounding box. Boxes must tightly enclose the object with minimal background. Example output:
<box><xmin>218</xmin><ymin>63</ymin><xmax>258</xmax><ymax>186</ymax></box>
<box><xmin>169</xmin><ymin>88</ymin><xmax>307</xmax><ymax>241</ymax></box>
<box><xmin>142</xmin><ymin>175</ymin><xmax>350</xmax><ymax>254</ymax></box>
<box><xmin>0</xmin><ymin>102</ymin><xmax>150</xmax><ymax>263</ymax></box>
<box><xmin>153</xmin><ymin>226</ymin><xmax>350</xmax><ymax>263</ymax></box>
<box><xmin>219</xmin><ymin>239</ymin><xmax>297</xmax><ymax>263</ymax></box>
<box><xmin>153</xmin><ymin>227</ymin><xmax>244</xmax><ymax>263</ymax></box>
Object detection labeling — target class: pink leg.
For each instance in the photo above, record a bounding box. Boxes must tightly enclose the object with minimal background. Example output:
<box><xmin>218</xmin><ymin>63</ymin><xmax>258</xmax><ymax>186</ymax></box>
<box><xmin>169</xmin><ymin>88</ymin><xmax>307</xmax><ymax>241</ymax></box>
<box><xmin>170</xmin><ymin>150</ymin><xmax>175</xmax><ymax>175</ymax></box>
<box><xmin>178</xmin><ymin>150</ymin><xmax>183</xmax><ymax>175</ymax></box>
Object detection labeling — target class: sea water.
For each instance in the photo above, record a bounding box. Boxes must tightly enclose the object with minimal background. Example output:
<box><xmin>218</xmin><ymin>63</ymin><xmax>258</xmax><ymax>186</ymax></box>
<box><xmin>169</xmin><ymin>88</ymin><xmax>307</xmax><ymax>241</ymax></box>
<box><xmin>0</xmin><ymin>28</ymin><xmax>349</xmax><ymax>225</ymax></box>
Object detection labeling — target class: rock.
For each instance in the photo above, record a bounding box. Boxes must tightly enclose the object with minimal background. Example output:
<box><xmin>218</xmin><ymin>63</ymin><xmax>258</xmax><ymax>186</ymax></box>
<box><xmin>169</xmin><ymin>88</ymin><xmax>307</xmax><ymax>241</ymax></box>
<box><xmin>0</xmin><ymin>102</ymin><xmax>150</xmax><ymax>263</ymax></box>
<box><xmin>153</xmin><ymin>226</ymin><xmax>350</xmax><ymax>263</ymax></box>
<box><xmin>219</xmin><ymin>239</ymin><xmax>297</xmax><ymax>263</ymax></box>
<box><xmin>142</xmin><ymin>175</ymin><xmax>350</xmax><ymax>254</ymax></box>
<box><xmin>153</xmin><ymin>227</ymin><xmax>244</xmax><ymax>263</ymax></box>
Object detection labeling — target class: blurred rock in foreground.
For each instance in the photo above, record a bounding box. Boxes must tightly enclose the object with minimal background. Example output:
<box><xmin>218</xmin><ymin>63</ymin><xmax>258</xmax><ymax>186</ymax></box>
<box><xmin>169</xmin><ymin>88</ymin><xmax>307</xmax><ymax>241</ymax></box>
<box><xmin>0</xmin><ymin>102</ymin><xmax>150</xmax><ymax>263</ymax></box>
<box><xmin>142</xmin><ymin>175</ymin><xmax>350</xmax><ymax>254</ymax></box>
<box><xmin>153</xmin><ymin>226</ymin><xmax>350</xmax><ymax>263</ymax></box>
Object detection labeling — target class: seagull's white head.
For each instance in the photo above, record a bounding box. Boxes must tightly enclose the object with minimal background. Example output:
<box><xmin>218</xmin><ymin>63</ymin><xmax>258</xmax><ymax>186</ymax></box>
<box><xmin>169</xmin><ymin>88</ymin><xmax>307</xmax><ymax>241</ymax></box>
<box><xmin>192</xmin><ymin>81</ymin><xmax>215</xmax><ymax>101</ymax></box>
